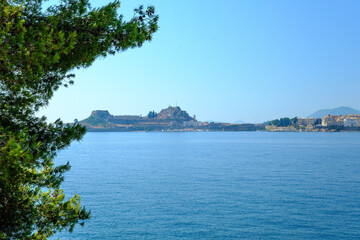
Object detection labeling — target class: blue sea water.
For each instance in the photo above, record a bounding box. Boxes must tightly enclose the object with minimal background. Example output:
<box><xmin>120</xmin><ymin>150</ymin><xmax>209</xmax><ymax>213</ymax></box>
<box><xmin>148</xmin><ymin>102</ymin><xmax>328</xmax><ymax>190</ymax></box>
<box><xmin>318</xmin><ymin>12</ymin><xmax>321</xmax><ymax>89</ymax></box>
<box><xmin>52</xmin><ymin>132</ymin><xmax>360</xmax><ymax>239</ymax></box>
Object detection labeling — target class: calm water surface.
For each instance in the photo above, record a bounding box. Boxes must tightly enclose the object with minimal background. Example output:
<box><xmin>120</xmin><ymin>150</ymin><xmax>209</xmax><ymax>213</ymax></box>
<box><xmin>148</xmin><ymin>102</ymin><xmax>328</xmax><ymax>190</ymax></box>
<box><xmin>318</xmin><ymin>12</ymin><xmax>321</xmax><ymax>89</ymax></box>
<box><xmin>53</xmin><ymin>132</ymin><xmax>360</xmax><ymax>239</ymax></box>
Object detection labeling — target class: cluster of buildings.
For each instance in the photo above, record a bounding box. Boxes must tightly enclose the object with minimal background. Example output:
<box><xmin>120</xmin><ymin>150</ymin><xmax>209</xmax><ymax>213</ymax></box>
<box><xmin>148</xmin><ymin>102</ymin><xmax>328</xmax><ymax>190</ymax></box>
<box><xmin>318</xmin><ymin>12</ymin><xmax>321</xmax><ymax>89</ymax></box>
<box><xmin>321</xmin><ymin>114</ymin><xmax>360</xmax><ymax>128</ymax></box>
<box><xmin>296</xmin><ymin>114</ymin><xmax>360</xmax><ymax>129</ymax></box>
<box><xmin>297</xmin><ymin>117</ymin><xmax>319</xmax><ymax>127</ymax></box>
<box><xmin>267</xmin><ymin>114</ymin><xmax>360</xmax><ymax>132</ymax></box>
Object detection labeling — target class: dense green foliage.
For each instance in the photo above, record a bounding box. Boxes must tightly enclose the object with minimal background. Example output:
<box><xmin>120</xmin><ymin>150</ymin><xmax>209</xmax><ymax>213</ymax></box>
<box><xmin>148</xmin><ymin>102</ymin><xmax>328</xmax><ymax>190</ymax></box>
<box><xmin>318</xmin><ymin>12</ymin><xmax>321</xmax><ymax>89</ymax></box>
<box><xmin>269</xmin><ymin>117</ymin><xmax>297</xmax><ymax>127</ymax></box>
<box><xmin>147</xmin><ymin>110</ymin><xmax>158</xmax><ymax>119</ymax></box>
<box><xmin>0</xmin><ymin>0</ymin><xmax>158</xmax><ymax>238</ymax></box>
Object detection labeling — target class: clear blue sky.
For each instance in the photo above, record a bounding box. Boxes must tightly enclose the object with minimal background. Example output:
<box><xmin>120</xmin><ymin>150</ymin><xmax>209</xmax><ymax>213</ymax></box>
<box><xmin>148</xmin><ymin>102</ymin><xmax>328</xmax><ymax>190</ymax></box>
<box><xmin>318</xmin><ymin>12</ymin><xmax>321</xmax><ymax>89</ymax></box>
<box><xmin>39</xmin><ymin>0</ymin><xmax>360</xmax><ymax>123</ymax></box>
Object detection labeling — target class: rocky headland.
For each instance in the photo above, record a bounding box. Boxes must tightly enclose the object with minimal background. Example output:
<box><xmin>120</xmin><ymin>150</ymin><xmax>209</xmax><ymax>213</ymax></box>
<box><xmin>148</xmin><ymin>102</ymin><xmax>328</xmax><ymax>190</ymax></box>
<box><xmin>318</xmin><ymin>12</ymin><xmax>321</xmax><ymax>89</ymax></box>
<box><xmin>79</xmin><ymin>106</ymin><xmax>264</xmax><ymax>132</ymax></box>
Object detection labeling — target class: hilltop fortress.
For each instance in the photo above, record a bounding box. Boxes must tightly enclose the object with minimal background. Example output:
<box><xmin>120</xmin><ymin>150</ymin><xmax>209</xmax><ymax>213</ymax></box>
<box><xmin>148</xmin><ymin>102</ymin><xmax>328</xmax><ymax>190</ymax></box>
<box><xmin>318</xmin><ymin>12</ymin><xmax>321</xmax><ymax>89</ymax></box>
<box><xmin>79</xmin><ymin>106</ymin><xmax>262</xmax><ymax>132</ymax></box>
<box><xmin>80</xmin><ymin>106</ymin><xmax>198</xmax><ymax>131</ymax></box>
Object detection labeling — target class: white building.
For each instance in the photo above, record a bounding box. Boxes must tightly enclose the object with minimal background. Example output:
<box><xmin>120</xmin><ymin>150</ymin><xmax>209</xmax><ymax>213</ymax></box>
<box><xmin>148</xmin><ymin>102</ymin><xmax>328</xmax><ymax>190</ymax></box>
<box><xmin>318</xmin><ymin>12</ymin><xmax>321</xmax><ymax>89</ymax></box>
<box><xmin>344</xmin><ymin>118</ymin><xmax>358</xmax><ymax>128</ymax></box>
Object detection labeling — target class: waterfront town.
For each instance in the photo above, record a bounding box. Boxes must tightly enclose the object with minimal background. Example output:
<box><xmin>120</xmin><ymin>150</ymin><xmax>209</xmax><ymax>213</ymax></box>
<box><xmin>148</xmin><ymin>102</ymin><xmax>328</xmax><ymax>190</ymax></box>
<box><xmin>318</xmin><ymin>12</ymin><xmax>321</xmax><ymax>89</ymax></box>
<box><xmin>265</xmin><ymin>114</ymin><xmax>360</xmax><ymax>132</ymax></box>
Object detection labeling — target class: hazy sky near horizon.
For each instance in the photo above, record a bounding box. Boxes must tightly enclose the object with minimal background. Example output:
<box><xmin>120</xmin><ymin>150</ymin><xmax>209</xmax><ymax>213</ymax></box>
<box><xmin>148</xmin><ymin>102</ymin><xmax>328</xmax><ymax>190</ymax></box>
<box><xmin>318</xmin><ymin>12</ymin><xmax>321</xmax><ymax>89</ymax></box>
<box><xmin>39</xmin><ymin>0</ymin><xmax>360</xmax><ymax>123</ymax></box>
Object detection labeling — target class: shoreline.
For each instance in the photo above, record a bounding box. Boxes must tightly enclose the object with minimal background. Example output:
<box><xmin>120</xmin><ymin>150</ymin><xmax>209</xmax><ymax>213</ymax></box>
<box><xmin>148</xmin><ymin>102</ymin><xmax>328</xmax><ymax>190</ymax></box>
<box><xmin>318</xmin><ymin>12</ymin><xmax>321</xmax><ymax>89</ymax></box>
<box><xmin>85</xmin><ymin>129</ymin><xmax>360</xmax><ymax>133</ymax></box>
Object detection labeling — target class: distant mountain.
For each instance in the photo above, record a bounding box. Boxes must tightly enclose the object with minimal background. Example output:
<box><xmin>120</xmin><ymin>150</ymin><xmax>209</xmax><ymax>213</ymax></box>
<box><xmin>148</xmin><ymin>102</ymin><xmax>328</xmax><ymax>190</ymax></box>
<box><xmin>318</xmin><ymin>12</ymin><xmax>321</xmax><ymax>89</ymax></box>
<box><xmin>308</xmin><ymin>106</ymin><xmax>360</xmax><ymax>118</ymax></box>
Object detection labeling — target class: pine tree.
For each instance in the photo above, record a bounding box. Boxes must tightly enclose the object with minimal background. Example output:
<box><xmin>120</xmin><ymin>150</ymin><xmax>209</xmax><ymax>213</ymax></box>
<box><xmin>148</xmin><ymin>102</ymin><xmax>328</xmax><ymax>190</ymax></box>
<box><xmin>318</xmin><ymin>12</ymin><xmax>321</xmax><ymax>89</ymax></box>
<box><xmin>0</xmin><ymin>0</ymin><xmax>158</xmax><ymax>238</ymax></box>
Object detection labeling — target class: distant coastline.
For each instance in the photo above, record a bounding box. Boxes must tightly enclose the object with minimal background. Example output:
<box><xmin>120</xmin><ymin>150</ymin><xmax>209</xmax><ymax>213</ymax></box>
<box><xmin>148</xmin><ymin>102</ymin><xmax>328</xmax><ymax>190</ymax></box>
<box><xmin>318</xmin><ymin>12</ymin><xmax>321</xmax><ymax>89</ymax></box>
<box><xmin>77</xmin><ymin>106</ymin><xmax>360</xmax><ymax>132</ymax></box>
